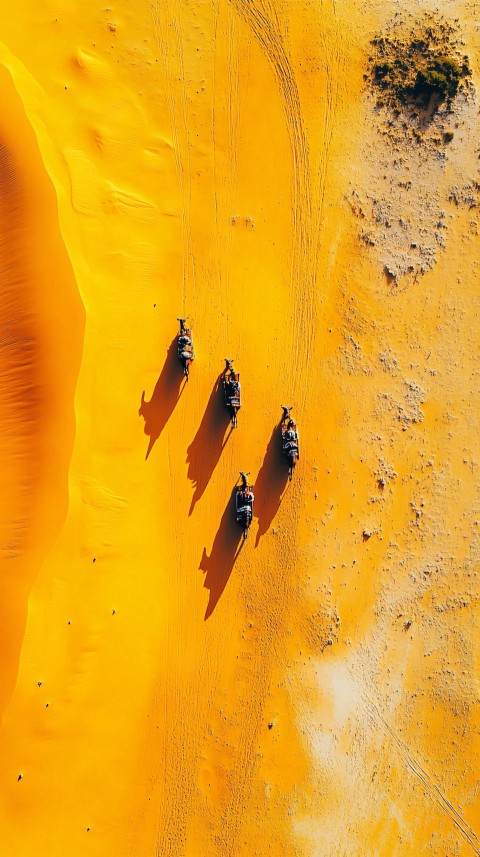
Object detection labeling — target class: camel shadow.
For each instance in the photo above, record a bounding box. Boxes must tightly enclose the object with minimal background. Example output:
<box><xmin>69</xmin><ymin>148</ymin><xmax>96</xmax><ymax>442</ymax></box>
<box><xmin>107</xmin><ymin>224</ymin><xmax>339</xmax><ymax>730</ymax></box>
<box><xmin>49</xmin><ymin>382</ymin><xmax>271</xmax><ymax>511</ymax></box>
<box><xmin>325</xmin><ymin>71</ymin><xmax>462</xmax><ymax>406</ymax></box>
<box><xmin>187</xmin><ymin>373</ymin><xmax>232</xmax><ymax>514</ymax></box>
<box><xmin>254</xmin><ymin>421</ymin><xmax>289</xmax><ymax>546</ymax></box>
<box><xmin>200</xmin><ymin>487</ymin><xmax>244</xmax><ymax>620</ymax></box>
<box><xmin>139</xmin><ymin>338</ymin><xmax>185</xmax><ymax>460</ymax></box>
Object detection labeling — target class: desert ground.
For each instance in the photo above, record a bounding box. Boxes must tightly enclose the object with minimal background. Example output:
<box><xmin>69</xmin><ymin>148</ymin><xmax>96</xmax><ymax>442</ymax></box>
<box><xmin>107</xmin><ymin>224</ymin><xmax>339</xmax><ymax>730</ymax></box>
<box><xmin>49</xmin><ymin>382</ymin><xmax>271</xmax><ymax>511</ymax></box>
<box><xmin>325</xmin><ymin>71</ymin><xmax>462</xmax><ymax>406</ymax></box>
<box><xmin>0</xmin><ymin>0</ymin><xmax>479</xmax><ymax>854</ymax></box>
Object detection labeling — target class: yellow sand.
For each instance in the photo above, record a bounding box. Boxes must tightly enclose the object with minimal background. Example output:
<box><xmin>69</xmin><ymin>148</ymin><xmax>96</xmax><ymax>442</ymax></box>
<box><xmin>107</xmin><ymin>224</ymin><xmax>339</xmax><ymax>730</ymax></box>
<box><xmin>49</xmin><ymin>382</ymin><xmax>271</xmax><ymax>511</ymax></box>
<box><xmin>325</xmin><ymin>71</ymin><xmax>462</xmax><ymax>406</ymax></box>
<box><xmin>0</xmin><ymin>1</ymin><xmax>478</xmax><ymax>854</ymax></box>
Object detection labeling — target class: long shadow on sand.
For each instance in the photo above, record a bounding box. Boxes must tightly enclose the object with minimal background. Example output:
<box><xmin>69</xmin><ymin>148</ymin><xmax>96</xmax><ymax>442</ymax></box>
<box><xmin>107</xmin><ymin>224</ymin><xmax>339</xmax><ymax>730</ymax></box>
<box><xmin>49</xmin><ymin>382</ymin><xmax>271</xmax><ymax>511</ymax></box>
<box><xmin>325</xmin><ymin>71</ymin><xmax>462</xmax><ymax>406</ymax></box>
<box><xmin>187</xmin><ymin>373</ymin><xmax>232</xmax><ymax>515</ymax></box>
<box><xmin>139</xmin><ymin>338</ymin><xmax>185</xmax><ymax>460</ymax></box>
<box><xmin>200</xmin><ymin>487</ymin><xmax>244</xmax><ymax>620</ymax></box>
<box><xmin>254</xmin><ymin>421</ymin><xmax>289</xmax><ymax>546</ymax></box>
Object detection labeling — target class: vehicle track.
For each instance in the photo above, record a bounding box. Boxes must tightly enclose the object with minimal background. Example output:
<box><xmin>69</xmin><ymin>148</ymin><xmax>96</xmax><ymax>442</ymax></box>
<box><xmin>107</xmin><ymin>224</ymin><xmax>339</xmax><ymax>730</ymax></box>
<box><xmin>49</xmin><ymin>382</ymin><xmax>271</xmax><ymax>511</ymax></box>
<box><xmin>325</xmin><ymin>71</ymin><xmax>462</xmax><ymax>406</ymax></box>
<box><xmin>190</xmin><ymin>2</ymin><xmax>334</xmax><ymax>852</ymax></box>
<box><xmin>147</xmin><ymin>2</ymin><xmax>338</xmax><ymax>853</ymax></box>
<box><xmin>229</xmin><ymin>0</ymin><xmax>315</xmax><ymax>401</ymax></box>
<box><xmin>150</xmin><ymin>0</ymin><xmax>195</xmax><ymax>312</ymax></box>
<box><xmin>356</xmin><ymin>678</ymin><xmax>480</xmax><ymax>855</ymax></box>
<box><xmin>211</xmin><ymin>505</ymin><xmax>303</xmax><ymax>856</ymax></box>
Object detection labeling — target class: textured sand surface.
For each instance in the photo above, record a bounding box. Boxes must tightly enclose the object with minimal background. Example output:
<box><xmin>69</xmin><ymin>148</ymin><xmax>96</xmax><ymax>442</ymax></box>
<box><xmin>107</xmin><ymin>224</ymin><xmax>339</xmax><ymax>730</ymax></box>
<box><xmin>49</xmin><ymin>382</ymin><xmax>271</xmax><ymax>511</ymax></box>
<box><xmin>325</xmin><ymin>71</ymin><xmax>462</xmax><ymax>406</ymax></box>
<box><xmin>0</xmin><ymin>1</ymin><xmax>479</xmax><ymax>855</ymax></box>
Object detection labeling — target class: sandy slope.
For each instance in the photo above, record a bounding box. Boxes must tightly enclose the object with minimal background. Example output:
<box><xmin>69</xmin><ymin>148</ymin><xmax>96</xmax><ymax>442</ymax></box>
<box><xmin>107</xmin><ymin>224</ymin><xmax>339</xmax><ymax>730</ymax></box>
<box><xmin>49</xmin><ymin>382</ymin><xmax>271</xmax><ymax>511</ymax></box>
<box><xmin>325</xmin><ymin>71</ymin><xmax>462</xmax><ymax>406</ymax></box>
<box><xmin>0</xmin><ymin>0</ymin><xmax>478</xmax><ymax>855</ymax></box>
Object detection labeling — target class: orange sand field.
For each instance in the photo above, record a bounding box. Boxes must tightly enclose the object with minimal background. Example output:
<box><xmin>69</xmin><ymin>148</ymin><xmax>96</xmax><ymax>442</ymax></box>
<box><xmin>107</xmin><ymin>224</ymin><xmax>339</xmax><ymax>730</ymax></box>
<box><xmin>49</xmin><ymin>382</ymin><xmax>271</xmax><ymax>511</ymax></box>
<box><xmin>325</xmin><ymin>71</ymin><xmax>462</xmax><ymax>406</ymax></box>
<box><xmin>0</xmin><ymin>1</ymin><xmax>479</xmax><ymax>854</ymax></box>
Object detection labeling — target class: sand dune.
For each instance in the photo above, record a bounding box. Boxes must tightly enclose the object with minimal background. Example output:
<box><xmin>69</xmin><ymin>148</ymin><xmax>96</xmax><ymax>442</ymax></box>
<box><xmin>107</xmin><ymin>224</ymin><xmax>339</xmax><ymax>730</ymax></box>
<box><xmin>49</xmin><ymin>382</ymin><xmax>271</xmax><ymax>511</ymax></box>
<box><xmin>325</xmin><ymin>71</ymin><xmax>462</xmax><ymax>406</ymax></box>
<box><xmin>0</xmin><ymin>63</ymin><xmax>84</xmax><ymax>719</ymax></box>
<box><xmin>0</xmin><ymin>1</ymin><xmax>478</xmax><ymax>855</ymax></box>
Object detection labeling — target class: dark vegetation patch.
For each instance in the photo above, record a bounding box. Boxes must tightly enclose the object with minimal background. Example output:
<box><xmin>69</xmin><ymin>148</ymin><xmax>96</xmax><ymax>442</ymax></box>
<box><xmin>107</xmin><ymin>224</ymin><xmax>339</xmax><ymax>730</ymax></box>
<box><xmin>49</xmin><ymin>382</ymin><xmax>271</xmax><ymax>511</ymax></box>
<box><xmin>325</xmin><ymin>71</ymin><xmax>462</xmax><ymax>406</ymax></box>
<box><xmin>348</xmin><ymin>14</ymin><xmax>477</xmax><ymax>286</ymax></box>
<box><xmin>367</xmin><ymin>15</ymin><xmax>471</xmax><ymax>123</ymax></box>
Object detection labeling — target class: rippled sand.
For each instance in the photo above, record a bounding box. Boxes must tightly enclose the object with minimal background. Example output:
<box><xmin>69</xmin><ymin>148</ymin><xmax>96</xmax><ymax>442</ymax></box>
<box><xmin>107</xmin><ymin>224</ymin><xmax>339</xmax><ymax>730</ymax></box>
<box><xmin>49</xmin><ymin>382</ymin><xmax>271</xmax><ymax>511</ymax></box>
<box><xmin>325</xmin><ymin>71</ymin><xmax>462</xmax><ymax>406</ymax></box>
<box><xmin>0</xmin><ymin>1</ymin><xmax>479</xmax><ymax>855</ymax></box>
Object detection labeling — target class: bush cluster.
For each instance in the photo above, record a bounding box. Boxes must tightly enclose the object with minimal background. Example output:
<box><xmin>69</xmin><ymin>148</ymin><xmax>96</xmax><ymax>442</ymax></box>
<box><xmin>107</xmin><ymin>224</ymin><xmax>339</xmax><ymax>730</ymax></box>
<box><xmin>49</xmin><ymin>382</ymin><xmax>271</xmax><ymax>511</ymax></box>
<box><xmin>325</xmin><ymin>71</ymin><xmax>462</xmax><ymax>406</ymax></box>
<box><xmin>368</xmin><ymin>18</ymin><xmax>471</xmax><ymax>116</ymax></box>
<box><xmin>413</xmin><ymin>56</ymin><xmax>467</xmax><ymax>104</ymax></box>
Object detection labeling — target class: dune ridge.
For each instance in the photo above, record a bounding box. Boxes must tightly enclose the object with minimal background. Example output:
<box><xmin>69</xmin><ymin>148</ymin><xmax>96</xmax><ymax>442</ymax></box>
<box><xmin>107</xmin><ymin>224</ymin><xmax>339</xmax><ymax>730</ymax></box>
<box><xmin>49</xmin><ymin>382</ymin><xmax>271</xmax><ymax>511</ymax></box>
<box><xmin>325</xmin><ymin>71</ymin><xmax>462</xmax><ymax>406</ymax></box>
<box><xmin>0</xmin><ymin>62</ymin><xmax>84</xmax><ymax>719</ymax></box>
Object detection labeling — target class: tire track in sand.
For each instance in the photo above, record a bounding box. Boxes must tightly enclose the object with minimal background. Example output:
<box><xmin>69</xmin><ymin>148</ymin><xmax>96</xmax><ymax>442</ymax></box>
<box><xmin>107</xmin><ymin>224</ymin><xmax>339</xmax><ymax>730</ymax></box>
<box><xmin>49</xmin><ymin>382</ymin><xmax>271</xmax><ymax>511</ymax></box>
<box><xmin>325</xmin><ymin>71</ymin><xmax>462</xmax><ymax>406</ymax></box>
<box><xmin>211</xmin><ymin>509</ymin><xmax>304</xmax><ymax>856</ymax></box>
<box><xmin>148</xmin><ymin>3</ymin><xmax>336</xmax><ymax>852</ymax></box>
<box><xmin>209</xmin><ymin>4</ymin><xmax>347</xmax><ymax>850</ymax></box>
<box><xmin>150</xmin><ymin>0</ymin><xmax>196</xmax><ymax>310</ymax></box>
<box><xmin>205</xmin><ymin>3</ymin><xmax>320</xmax><ymax>853</ymax></box>
<box><xmin>344</xmin><ymin>667</ymin><xmax>480</xmax><ymax>855</ymax></box>
<box><xmin>360</xmin><ymin>688</ymin><xmax>480</xmax><ymax>855</ymax></box>
<box><xmin>314</xmin><ymin>2</ymin><xmax>344</xmax><ymax>263</ymax></box>
<box><xmin>147</xmin><ymin>7</ymin><xmax>225</xmax><ymax>853</ymax></box>
<box><xmin>229</xmin><ymin>0</ymin><xmax>315</xmax><ymax>403</ymax></box>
